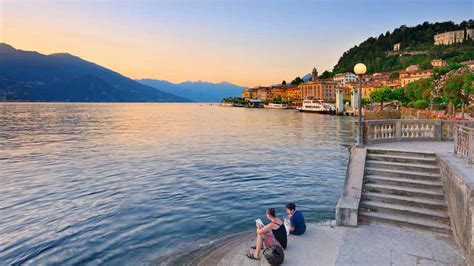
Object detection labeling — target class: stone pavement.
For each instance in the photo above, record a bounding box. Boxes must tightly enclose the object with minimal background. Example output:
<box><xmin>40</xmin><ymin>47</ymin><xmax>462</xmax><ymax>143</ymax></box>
<box><xmin>195</xmin><ymin>223</ymin><xmax>466</xmax><ymax>265</ymax></box>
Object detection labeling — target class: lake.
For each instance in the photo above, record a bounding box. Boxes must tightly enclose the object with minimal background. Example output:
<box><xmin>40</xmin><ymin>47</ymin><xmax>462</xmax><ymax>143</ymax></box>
<box><xmin>0</xmin><ymin>103</ymin><xmax>355</xmax><ymax>265</ymax></box>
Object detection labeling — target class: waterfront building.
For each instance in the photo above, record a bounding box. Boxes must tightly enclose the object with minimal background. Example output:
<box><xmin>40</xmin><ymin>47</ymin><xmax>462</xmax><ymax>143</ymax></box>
<box><xmin>256</xmin><ymin>87</ymin><xmax>272</xmax><ymax>101</ymax></box>
<box><xmin>431</xmin><ymin>59</ymin><xmax>447</xmax><ymax>67</ymax></box>
<box><xmin>242</xmin><ymin>87</ymin><xmax>271</xmax><ymax>100</ymax></box>
<box><xmin>399</xmin><ymin>69</ymin><xmax>433</xmax><ymax>86</ymax></box>
<box><xmin>334</xmin><ymin>72</ymin><xmax>357</xmax><ymax>85</ymax></box>
<box><xmin>434</xmin><ymin>29</ymin><xmax>468</xmax><ymax>45</ymax></box>
<box><xmin>270</xmin><ymin>86</ymin><xmax>287</xmax><ymax>100</ymax></box>
<box><xmin>298</xmin><ymin>68</ymin><xmax>338</xmax><ymax>101</ymax></box>
<box><xmin>286</xmin><ymin>85</ymin><xmax>302</xmax><ymax>100</ymax></box>
<box><xmin>242</xmin><ymin>88</ymin><xmax>257</xmax><ymax>100</ymax></box>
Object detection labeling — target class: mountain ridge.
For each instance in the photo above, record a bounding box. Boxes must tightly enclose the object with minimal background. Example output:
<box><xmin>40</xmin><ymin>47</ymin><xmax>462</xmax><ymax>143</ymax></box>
<box><xmin>0</xmin><ymin>43</ymin><xmax>191</xmax><ymax>102</ymax></box>
<box><xmin>138</xmin><ymin>79</ymin><xmax>245</xmax><ymax>102</ymax></box>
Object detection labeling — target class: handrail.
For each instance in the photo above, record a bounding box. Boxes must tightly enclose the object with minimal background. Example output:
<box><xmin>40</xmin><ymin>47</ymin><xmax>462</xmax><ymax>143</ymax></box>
<box><xmin>454</xmin><ymin>124</ymin><xmax>474</xmax><ymax>163</ymax></box>
<box><xmin>363</xmin><ymin>119</ymin><xmax>474</xmax><ymax>145</ymax></box>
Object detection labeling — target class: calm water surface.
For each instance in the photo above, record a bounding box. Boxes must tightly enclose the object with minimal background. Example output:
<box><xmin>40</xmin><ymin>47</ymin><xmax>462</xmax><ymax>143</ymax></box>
<box><xmin>0</xmin><ymin>103</ymin><xmax>355</xmax><ymax>265</ymax></box>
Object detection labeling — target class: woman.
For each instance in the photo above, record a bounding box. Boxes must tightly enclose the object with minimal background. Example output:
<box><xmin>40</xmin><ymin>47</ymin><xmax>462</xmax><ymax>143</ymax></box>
<box><xmin>246</xmin><ymin>208</ymin><xmax>287</xmax><ymax>260</ymax></box>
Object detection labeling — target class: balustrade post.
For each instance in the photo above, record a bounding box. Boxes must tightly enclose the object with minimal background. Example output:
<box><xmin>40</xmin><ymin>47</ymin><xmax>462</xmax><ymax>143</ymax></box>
<box><xmin>453</xmin><ymin>124</ymin><xmax>459</xmax><ymax>155</ymax></box>
<box><xmin>395</xmin><ymin>121</ymin><xmax>401</xmax><ymax>141</ymax></box>
<box><xmin>434</xmin><ymin>121</ymin><xmax>442</xmax><ymax>141</ymax></box>
<box><xmin>469</xmin><ymin>129</ymin><xmax>474</xmax><ymax>164</ymax></box>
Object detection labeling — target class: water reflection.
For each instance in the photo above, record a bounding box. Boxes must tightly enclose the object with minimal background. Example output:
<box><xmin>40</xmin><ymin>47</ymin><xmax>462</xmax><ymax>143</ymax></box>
<box><xmin>0</xmin><ymin>103</ymin><xmax>354</xmax><ymax>265</ymax></box>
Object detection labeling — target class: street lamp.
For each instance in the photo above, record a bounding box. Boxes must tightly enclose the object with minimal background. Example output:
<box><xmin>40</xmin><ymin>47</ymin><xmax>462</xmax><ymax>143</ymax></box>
<box><xmin>354</xmin><ymin>63</ymin><xmax>367</xmax><ymax>147</ymax></box>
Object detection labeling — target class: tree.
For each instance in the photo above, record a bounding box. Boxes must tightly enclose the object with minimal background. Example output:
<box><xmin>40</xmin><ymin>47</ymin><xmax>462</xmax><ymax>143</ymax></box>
<box><xmin>390</xmin><ymin>72</ymin><xmax>400</xmax><ymax>79</ymax></box>
<box><xmin>391</xmin><ymin>87</ymin><xmax>409</xmax><ymax>105</ymax></box>
<box><xmin>282</xmin><ymin>80</ymin><xmax>287</xmax><ymax>85</ymax></box>
<box><xmin>332</xmin><ymin>20</ymin><xmax>473</xmax><ymax>74</ymax></box>
<box><xmin>319</xmin><ymin>71</ymin><xmax>334</xmax><ymax>79</ymax></box>
<box><xmin>290</xmin><ymin>77</ymin><xmax>303</xmax><ymax>85</ymax></box>
<box><xmin>370</xmin><ymin>87</ymin><xmax>393</xmax><ymax>110</ymax></box>
<box><xmin>406</xmin><ymin>78</ymin><xmax>434</xmax><ymax>102</ymax></box>
<box><xmin>443</xmin><ymin>73</ymin><xmax>474</xmax><ymax>117</ymax></box>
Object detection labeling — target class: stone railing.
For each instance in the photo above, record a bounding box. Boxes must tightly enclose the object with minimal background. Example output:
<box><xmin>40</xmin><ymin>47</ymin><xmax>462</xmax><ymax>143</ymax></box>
<box><xmin>454</xmin><ymin>124</ymin><xmax>474</xmax><ymax>163</ymax></box>
<box><xmin>363</xmin><ymin>119</ymin><xmax>474</xmax><ymax>145</ymax></box>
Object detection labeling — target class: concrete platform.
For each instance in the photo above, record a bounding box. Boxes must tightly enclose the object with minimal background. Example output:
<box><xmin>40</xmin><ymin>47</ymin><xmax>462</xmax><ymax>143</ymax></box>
<box><xmin>194</xmin><ymin>223</ymin><xmax>466</xmax><ymax>265</ymax></box>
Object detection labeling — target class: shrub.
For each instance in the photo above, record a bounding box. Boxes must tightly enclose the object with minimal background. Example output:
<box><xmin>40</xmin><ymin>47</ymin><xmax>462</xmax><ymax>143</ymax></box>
<box><xmin>409</xmin><ymin>100</ymin><xmax>429</xmax><ymax>109</ymax></box>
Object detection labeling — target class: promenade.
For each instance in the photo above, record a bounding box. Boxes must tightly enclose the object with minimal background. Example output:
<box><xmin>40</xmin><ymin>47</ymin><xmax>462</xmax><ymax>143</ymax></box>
<box><xmin>195</xmin><ymin>223</ymin><xmax>465</xmax><ymax>265</ymax></box>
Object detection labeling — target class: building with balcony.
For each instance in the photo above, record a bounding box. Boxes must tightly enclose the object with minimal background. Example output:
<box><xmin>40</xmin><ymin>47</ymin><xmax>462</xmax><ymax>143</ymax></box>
<box><xmin>286</xmin><ymin>85</ymin><xmax>302</xmax><ymax>100</ymax></box>
<box><xmin>334</xmin><ymin>72</ymin><xmax>358</xmax><ymax>85</ymax></box>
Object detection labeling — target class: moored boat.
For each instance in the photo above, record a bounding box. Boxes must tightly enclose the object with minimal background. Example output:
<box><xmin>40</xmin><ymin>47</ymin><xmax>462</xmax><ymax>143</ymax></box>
<box><xmin>263</xmin><ymin>103</ymin><xmax>289</xmax><ymax>109</ymax></box>
<box><xmin>299</xmin><ymin>99</ymin><xmax>335</xmax><ymax>114</ymax></box>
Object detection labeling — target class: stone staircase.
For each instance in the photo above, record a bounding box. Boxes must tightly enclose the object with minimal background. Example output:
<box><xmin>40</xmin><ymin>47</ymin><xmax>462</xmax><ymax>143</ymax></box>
<box><xmin>358</xmin><ymin>148</ymin><xmax>451</xmax><ymax>234</ymax></box>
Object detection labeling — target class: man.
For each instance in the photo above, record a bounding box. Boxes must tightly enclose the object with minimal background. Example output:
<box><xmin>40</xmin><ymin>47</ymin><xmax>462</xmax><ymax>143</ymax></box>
<box><xmin>284</xmin><ymin>202</ymin><xmax>306</xmax><ymax>235</ymax></box>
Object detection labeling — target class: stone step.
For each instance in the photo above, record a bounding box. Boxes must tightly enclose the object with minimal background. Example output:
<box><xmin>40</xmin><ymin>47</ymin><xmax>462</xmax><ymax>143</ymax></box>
<box><xmin>366</xmin><ymin>153</ymin><xmax>438</xmax><ymax>165</ymax></box>
<box><xmin>359</xmin><ymin>211</ymin><xmax>451</xmax><ymax>235</ymax></box>
<box><xmin>367</xmin><ymin>148</ymin><xmax>436</xmax><ymax>158</ymax></box>
<box><xmin>360</xmin><ymin>201</ymin><xmax>450</xmax><ymax>223</ymax></box>
<box><xmin>363</xmin><ymin>192</ymin><xmax>447</xmax><ymax>211</ymax></box>
<box><xmin>366</xmin><ymin>160</ymin><xmax>440</xmax><ymax>173</ymax></box>
<box><xmin>365</xmin><ymin>167</ymin><xmax>441</xmax><ymax>181</ymax></box>
<box><xmin>365</xmin><ymin>175</ymin><xmax>444</xmax><ymax>189</ymax></box>
<box><xmin>364</xmin><ymin>183</ymin><xmax>445</xmax><ymax>200</ymax></box>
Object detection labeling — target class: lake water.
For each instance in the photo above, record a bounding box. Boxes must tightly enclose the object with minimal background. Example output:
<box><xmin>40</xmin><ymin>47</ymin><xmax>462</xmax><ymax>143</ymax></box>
<box><xmin>0</xmin><ymin>103</ymin><xmax>355</xmax><ymax>265</ymax></box>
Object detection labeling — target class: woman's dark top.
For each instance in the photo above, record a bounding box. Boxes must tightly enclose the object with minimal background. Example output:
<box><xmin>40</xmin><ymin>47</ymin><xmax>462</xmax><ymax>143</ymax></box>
<box><xmin>272</xmin><ymin>222</ymin><xmax>287</xmax><ymax>249</ymax></box>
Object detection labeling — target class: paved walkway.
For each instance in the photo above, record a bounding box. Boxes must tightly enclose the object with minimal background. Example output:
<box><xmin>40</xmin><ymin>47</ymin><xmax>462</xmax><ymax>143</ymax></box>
<box><xmin>195</xmin><ymin>223</ymin><xmax>466</xmax><ymax>265</ymax></box>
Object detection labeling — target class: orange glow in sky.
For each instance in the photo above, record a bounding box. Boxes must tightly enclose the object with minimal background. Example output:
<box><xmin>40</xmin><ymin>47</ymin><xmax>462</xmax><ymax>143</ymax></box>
<box><xmin>1</xmin><ymin>0</ymin><xmax>472</xmax><ymax>87</ymax></box>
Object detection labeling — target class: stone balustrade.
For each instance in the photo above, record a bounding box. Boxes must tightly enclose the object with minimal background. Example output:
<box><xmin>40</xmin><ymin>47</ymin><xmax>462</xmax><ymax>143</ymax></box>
<box><xmin>454</xmin><ymin>124</ymin><xmax>474</xmax><ymax>163</ymax></box>
<box><xmin>363</xmin><ymin>119</ymin><xmax>474</xmax><ymax>145</ymax></box>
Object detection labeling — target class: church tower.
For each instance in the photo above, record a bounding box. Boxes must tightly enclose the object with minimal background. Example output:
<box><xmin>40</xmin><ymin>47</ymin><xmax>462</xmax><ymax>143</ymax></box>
<box><xmin>311</xmin><ymin>67</ymin><xmax>318</xmax><ymax>82</ymax></box>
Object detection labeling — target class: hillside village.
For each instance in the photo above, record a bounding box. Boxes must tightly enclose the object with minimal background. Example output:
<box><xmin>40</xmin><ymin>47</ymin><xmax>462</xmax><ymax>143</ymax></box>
<box><xmin>230</xmin><ymin>24</ymin><xmax>474</xmax><ymax>117</ymax></box>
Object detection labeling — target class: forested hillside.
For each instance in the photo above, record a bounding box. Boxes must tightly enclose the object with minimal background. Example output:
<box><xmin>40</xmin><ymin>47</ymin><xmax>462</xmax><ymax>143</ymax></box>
<box><xmin>332</xmin><ymin>20</ymin><xmax>474</xmax><ymax>74</ymax></box>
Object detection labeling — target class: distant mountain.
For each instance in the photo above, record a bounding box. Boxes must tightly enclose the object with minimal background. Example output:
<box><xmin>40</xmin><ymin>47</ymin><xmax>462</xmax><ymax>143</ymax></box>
<box><xmin>138</xmin><ymin>79</ymin><xmax>245</xmax><ymax>102</ymax></box>
<box><xmin>302</xmin><ymin>73</ymin><xmax>312</xmax><ymax>82</ymax></box>
<box><xmin>0</xmin><ymin>43</ymin><xmax>191</xmax><ymax>102</ymax></box>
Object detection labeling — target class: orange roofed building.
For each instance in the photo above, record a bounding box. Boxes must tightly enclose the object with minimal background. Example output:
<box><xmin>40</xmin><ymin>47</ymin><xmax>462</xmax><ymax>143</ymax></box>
<box><xmin>298</xmin><ymin>67</ymin><xmax>337</xmax><ymax>101</ymax></box>
<box><xmin>399</xmin><ymin>69</ymin><xmax>433</xmax><ymax>86</ymax></box>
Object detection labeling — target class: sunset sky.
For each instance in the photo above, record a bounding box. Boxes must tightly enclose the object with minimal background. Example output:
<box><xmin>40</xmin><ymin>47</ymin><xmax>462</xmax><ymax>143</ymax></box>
<box><xmin>1</xmin><ymin>0</ymin><xmax>473</xmax><ymax>87</ymax></box>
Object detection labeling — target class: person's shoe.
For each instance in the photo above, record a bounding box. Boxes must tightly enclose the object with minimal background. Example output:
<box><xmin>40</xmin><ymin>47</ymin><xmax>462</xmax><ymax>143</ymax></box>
<box><xmin>246</xmin><ymin>251</ymin><xmax>259</xmax><ymax>260</ymax></box>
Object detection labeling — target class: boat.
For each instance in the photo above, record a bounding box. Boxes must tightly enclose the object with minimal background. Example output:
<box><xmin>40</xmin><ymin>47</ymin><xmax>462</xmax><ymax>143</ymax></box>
<box><xmin>263</xmin><ymin>103</ymin><xmax>289</xmax><ymax>109</ymax></box>
<box><xmin>299</xmin><ymin>99</ymin><xmax>335</xmax><ymax>114</ymax></box>
<box><xmin>220</xmin><ymin>102</ymin><xmax>234</xmax><ymax>107</ymax></box>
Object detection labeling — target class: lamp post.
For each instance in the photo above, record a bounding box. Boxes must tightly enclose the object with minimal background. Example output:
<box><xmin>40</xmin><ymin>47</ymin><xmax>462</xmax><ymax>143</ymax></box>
<box><xmin>353</xmin><ymin>63</ymin><xmax>367</xmax><ymax>147</ymax></box>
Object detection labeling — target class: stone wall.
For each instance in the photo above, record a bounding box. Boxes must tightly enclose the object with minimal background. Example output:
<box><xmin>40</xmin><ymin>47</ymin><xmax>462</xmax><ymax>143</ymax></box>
<box><xmin>437</xmin><ymin>155</ymin><xmax>474</xmax><ymax>265</ymax></box>
<box><xmin>336</xmin><ymin>147</ymin><xmax>366</xmax><ymax>227</ymax></box>
<box><xmin>400</xmin><ymin>108</ymin><xmax>439</xmax><ymax>119</ymax></box>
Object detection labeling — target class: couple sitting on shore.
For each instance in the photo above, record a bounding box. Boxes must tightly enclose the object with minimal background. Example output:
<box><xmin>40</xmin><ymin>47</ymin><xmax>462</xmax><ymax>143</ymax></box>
<box><xmin>246</xmin><ymin>203</ymin><xmax>306</xmax><ymax>261</ymax></box>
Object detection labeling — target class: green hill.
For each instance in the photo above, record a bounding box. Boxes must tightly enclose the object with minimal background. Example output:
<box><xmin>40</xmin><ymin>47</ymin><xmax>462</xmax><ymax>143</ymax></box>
<box><xmin>332</xmin><ymin>20</ymin><xmax>474</xmax><ymax>74</ymax></box>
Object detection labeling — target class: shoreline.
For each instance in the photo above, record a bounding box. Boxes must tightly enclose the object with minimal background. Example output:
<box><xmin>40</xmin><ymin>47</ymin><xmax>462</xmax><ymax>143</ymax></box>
<box><xmin>158</xmin><ymin>229</ymin><xmax>254</xmax><ymax>266</ymax></box>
